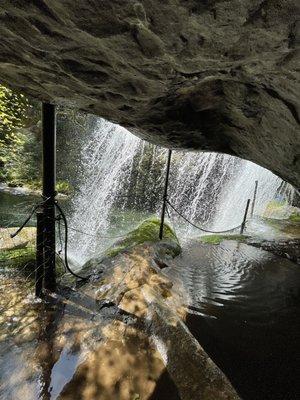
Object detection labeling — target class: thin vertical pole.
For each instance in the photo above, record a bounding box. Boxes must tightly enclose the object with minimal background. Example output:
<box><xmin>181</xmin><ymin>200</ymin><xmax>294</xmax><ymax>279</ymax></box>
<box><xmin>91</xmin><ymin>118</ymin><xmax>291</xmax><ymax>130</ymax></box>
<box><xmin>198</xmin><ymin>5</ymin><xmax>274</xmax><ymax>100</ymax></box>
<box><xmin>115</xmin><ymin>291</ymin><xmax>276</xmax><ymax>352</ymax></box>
<box><xmin>250</xmin><ymin>180</ymin><xmax>258</xmax><ymax>218</ymax></box>
<box><xmin>42</xmin><ymin>103</ymin><xmax>56</xmax><ymax>291</ymax></box>
<box><xmin>240</xmin><ymin>199</ymin><xmax>251</xmax><ymax>234</ymax></box>
<box><xmin>159</xmin><ymin>149</ymin><xmax>172</xmax><ymax>239</ymax></box>
<box><xmin>35</xmin><ymin>211</ymin><xmax>45</xmax><ymax>297</ymax></box>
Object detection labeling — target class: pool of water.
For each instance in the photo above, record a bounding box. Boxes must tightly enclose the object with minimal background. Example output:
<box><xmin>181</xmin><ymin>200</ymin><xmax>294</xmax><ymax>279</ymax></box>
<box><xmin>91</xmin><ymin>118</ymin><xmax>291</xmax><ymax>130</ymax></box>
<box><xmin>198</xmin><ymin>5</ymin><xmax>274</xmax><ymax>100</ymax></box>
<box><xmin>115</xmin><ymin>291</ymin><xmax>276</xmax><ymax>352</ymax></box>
<box><xmin>0</xmin><ymin>190</ymin><xmax>38</xmax><ymax>227</ymax></box>
<box><xmin>166</xmin><ymin>240</ymin><xmax>300</xmax><ymax>400</ymax></box>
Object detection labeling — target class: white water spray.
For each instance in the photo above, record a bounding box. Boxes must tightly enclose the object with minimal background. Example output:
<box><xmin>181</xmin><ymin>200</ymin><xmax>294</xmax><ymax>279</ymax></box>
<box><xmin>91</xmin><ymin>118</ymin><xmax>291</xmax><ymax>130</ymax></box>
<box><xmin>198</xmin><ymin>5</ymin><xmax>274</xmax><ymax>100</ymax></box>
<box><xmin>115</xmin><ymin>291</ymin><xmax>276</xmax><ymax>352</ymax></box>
<box><xmin>68</xmin><ymin>119</ymin><xmax>293</xmax><ymax>263</ymax></box>
<box><xmin>212</xmin><ymin>161</ymin><xmax>294</xmax><ymax>230</ymax></box>
<box><xmin>69</xmin><ymin>119</ymin><xmax>140</xmax><ymax>263</ymax></box>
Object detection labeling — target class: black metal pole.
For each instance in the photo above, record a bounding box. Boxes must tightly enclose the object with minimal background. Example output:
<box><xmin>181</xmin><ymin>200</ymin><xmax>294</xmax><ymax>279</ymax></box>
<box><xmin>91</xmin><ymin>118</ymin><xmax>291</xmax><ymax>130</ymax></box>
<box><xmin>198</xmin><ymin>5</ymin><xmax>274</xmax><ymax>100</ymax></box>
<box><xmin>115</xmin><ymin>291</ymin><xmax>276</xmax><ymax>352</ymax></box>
<box><xmin>42</xmin><ymin>103</ymin><xmax>56</xmax><ymax>291</ymax></box>
<box><xmin>240</xmin><ymin>198</ymin><xmax>251</xmax><ymax>234</ymax></box>
<box><xmin>35</xmin><ymin>211</ymin><xmax>45</xmax><ymax>297</ymax></box>
<box><xmin>250</xmin><ymin>180</ymin><xmax>258</xmax><ymax>218</ymax></box>
<box><xmin>159</xmin><ymin>149</ymin><xmax>172</xmax><ymax>239</ymax></box>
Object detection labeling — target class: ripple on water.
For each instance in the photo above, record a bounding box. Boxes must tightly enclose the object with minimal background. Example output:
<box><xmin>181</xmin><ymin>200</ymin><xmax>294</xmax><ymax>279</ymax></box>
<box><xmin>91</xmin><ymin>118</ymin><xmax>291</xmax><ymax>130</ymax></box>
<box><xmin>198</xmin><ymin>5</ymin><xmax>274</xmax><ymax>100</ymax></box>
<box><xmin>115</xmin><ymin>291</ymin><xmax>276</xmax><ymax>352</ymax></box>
<box><xmin>166</xmin><ymin>239</ymin><xmax>300</xmax><ymax>400</ymax></box>
<box><xmin>166</xmin><ymin>240</ymin><xmax>300</xmax><ymax>323</ymax></box>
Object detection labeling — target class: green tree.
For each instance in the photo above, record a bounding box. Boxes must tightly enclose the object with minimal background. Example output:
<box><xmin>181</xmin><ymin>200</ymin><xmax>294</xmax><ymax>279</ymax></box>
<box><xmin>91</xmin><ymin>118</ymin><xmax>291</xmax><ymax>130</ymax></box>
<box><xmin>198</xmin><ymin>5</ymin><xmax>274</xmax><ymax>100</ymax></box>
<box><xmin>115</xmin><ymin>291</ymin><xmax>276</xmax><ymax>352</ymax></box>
<box><xmin>0</xmin><ymin>84</ymin><xmax>41</xmax><ymax>184</ymax></box>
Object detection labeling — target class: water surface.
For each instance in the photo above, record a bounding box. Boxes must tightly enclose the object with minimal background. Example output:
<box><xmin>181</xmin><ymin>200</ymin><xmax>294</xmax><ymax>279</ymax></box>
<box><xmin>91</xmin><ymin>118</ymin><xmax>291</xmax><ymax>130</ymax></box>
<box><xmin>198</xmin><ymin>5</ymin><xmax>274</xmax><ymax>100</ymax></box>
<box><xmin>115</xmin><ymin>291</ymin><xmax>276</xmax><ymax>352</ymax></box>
<box><xmin>166</xmin><ymin>240</ymin><xmax>300</xmax><ymax>400</ymax></box>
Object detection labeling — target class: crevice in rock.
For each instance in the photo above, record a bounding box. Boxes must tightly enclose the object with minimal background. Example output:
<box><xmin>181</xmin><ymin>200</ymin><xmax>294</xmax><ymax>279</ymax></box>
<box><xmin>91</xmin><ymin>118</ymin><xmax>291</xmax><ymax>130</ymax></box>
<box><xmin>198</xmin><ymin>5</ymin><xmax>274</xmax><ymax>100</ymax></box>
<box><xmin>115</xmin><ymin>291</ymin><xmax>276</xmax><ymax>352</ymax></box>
<box><xmin>263</xmin><ymin>86</ymin><xmax>300</xmax><ymax>124</ymax></box>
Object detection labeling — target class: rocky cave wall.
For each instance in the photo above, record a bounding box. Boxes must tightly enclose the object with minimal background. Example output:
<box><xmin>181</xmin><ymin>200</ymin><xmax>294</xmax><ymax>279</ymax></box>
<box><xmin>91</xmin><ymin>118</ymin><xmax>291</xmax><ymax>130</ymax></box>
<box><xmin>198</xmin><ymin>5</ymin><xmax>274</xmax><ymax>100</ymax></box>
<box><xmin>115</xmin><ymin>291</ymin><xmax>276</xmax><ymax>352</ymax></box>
<box><xmin>0</xmin><ymin>0</ymin><xmax>299</xmax><ymax>185</ymax></box>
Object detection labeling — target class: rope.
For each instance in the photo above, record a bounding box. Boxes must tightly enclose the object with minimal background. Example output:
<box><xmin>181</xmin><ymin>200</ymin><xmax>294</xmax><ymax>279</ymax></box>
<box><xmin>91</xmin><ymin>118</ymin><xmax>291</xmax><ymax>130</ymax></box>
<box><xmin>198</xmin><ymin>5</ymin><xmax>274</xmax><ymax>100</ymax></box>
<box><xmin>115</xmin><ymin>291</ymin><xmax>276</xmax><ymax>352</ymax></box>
<box><xmin>166</xmin><ymin>199</ymin><xmax>243</xmax><ymax>234</ymax></box>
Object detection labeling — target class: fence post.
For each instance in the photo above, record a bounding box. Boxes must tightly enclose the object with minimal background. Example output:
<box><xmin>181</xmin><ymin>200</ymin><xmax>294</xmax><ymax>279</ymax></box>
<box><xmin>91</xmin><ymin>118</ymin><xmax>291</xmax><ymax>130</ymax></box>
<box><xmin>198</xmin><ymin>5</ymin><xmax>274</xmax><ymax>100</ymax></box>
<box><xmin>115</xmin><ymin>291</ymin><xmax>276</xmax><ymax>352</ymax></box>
<box><xmin>35</xmin><ymin>211</ymin><xmax>45</xmax><ymax>297</ymax></box>
<box><xmin>240</xmin><ymin>199</ymin><xmax>251</xmax><ymax>234</ymax></box>
<box><xmin>42</xmin><ymin>103</ymin><xmax>56</xmax><ymax>291</ymax></box>
<box><xmin>159</xmin><ymin>149</ymin><xmax>172</xmax><ymax>239</ymax></box>
<box><xmin>250</xmin><ymin>180</ymin><xmax>258</xmax><ymax>218</ymax></box>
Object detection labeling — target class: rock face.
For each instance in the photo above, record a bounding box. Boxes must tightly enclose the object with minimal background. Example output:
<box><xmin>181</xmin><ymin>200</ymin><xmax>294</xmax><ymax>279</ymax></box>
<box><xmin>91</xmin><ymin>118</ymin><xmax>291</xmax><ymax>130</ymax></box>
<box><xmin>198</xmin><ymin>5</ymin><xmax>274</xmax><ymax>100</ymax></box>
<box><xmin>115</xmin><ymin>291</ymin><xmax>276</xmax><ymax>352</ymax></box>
<box><xmin>0</xmin><ymin>1</ymin><xmax>299</xmax><ymax>185</ymax></box>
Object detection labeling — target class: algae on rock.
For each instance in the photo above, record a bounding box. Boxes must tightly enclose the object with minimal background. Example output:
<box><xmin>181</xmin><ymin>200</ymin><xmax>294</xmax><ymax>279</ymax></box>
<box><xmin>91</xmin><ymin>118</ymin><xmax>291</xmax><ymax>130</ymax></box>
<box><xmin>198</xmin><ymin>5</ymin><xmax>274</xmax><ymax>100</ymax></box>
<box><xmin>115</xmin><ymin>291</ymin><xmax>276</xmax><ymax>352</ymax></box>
<box><xmin>199</xmin><ymin>234</ymin><xmax>249</xmax><ymax>245</ymax></box>
<box><xmin>105</xmin><ymin>217</ymin><xmax>180</xmax><ymax>258</ymax></box>
<box><xmin>0</xmin><ymin>247</ymin><xmax>36</xmax><ymax>270</ymax></box>
<box><xmin>82</xmin><ymin>217</ymin><xmax>181</xmax><ymax>273</ymax></box>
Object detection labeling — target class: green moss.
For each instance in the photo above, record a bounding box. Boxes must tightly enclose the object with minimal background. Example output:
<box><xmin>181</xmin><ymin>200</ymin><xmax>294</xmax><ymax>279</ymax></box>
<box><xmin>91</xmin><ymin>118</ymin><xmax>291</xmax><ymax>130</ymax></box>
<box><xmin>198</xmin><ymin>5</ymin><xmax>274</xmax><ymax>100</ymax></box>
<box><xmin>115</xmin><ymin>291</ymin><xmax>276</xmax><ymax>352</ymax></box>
<box><xmin>289</xmin><ymin>212</ymin><xmax>300</xmax><ymax>223</ymax></box>
<box><xmin>266</xmin><ymin>200</ymin><xmax>287</xmax><ymax>209</ymax></box>
<box><xmin>199</xmin><ymin>234</ymin><xmax>249</xmax><ymax>245</ymax></box>
<box><xmin>56</xmin><ymin>180</ymin><xmax>73</xmax><ymax>195</ymax></box>
<box><xmin>105</xmin><ymin>217</ymin><xmax>180</xmax><ymax>258</ymax></box>
<box><xmin>0</xmin><ymin>247</ymin><xmax>36</xmax><ymax>269</ymax></box>
<box><xmin>0</xmin><ymin>246</ymin><xmax>65</xmax><ymax>277</ymax></box>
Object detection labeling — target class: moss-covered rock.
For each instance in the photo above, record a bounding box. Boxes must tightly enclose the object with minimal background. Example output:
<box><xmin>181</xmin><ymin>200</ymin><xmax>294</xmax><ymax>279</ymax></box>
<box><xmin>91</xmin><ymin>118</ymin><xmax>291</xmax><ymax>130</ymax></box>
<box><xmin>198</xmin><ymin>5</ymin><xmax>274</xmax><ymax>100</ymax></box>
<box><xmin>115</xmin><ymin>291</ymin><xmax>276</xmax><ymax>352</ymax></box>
<box><xmin>289</xmin><ymin>212</ymin><xmax>300</xmax><ymax>223</ymax></box>
<box><xmin>263</xmin><ymin>217</ymin><xmax>300</xmax><ymax>237</ymax></box>
<box><xmin>0</xmin><ymin>247</ymin><xmax>36</xmax><ymax>270</ymax></box>
<box><xmin>82</xmin><ymin>218</ymin><xmax>181</xmax><ymax>273</ymax></box>
<box><xmin>264</xmin><ymin>201</ymin><xmax>300</xmax><ymax>221</ymax></box>
<box><xmin>0</xmin><ymin>242</ymin><xmax>65</xmax><ymax>277</ymax></box>
<box><xmin>199</xmin><ymin>234</ymin><xmax>249</xmax><ymax>245</ymax></box>
<box><xmin>105</xmin><ymin>217</ymin><xmax>180</xmax><ymax>258</ymax></box>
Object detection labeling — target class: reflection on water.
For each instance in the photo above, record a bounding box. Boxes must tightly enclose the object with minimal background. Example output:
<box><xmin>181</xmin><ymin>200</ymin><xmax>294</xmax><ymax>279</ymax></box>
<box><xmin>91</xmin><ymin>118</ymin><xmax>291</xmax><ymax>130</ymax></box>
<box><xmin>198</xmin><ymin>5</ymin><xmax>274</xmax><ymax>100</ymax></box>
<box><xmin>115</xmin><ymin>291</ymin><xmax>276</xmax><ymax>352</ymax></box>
<box><xmin>0</xmin><ymin>269</ymin><xmax>179</xmax><ymax>400</ymax></box>
<box><xmin>166</xmin><ymin>240</ymin><xmax>300</xmax><ymax>400</ymax></box>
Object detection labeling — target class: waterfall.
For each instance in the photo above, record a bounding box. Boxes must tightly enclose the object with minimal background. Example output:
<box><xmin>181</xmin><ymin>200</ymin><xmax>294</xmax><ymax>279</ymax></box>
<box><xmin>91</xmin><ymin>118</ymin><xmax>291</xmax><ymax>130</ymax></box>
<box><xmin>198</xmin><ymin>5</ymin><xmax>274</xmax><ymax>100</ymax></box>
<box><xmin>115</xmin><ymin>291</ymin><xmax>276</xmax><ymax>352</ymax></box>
<box><xmin>212</xmin><ymin>161</ymin><xmax>294</xmax><ymax>231</ymax></box>
<box><xmin>68</xmin><ymin>119</ymin><xmax>293</xmax><ymax>264</ymax></box>
<box><xmin>68</xmin><ymin>119</ymin><xmax>140</xmax><ymax>263</ymax></box>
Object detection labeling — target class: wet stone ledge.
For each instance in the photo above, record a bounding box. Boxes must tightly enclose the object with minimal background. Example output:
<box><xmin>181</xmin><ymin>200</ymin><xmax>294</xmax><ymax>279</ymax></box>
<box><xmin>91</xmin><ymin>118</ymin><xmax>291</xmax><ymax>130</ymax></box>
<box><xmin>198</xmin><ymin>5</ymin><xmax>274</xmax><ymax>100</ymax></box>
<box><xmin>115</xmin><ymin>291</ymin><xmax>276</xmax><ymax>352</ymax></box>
<box><xmin>68</xmin><ymin>241</ymin><xmax>240</xmax><ymax>400</ymax></box>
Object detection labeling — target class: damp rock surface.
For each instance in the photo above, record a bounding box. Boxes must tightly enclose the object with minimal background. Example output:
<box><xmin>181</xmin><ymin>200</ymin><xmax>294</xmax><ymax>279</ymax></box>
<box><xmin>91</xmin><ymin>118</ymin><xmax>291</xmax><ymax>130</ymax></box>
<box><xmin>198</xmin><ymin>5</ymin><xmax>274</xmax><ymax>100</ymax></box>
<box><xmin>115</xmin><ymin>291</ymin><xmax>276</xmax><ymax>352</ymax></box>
<box><xmin>80</xmin><ymin>243</ymin><xmax>240</xmax><ymax>400</ymax></box>
<box><xmin>0</xmin><ymin>242</ymin><xmax>240</xmax><ymax>400</ymax></box>
<box><xmin>0</xmin><ymin>1</ymin><xmax>299</xmax><ymax>185</ymax></box>
<box><xmin>82</xmin><ymin>217</ymin><xmax>181</xmax><ymax>271</ymax></box>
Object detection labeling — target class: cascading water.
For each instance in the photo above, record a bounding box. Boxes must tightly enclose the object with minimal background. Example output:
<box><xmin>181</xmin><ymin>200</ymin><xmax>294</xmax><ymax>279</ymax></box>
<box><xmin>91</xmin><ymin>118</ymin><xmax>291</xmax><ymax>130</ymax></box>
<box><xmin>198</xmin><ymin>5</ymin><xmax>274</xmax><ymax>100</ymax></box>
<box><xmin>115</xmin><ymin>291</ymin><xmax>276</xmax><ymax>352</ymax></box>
<box><xmin>68</xmin><ymin>118</ymin><xmax>293</xmax><ymax>264</ymax></box>
<box><xmin>212</xmin><ymin>161</ymin><xmax>294</xmax><ymax>231</ymax></box>
<box><xmin>68</xmin><ymin>119</ymin><xmax>141</xmax><ymax>263</ymax></box>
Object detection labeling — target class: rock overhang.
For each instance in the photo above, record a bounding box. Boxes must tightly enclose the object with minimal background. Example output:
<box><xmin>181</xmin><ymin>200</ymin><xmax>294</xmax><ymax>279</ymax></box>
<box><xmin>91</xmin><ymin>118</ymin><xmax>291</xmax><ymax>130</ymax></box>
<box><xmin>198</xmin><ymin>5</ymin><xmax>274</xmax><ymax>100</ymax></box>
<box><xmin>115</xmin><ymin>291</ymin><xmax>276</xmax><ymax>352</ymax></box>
<box><xmin>0</xmin><ymin>0</ymin><xmax>299</xmax><ymax>185</ymax></box>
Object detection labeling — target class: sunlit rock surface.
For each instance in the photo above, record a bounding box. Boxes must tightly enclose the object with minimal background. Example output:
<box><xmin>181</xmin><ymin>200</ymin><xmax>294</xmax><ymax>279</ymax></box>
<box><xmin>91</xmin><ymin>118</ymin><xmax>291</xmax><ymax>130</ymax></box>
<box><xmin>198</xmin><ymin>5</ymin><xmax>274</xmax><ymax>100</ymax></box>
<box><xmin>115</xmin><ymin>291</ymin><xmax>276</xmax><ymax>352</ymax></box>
<box><xmin>0</xmin><ymin>242</ymin><xmax>239</xmax><ymax>400</ymax></box>
<box><xmin>0</xmin><ymin>1</ymin><xmax>299</xmax><ymax>185</ymax></box>
<box><xmin>0</xmin><ymin>227</ymin><xmax>35</xmax><ymax>251</ymax></box>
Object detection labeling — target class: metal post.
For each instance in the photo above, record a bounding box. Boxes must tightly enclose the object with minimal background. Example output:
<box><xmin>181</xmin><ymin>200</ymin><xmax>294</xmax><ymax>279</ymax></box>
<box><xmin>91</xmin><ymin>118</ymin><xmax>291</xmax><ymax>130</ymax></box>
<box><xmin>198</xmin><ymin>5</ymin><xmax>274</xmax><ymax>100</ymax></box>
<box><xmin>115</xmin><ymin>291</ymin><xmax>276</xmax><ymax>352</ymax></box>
<box><xmin>240</xmin><ymin>199</ymin><xmax>251</xmax><ymax>234</ymax></box>
<box><xmin>42</xmin><ymin>103</ymin><xmax>56</xmax><ymax>291</ymax></box>
<box><xmin>35</xmin><ymin>211</ymin><xmax>45</xmax><ymax>297</ymax></box>
<box><xmin>250</xmin><ymin>180</ymin><xmax>258</xmax><ymax>218</ymax></box>
<box><xmin>159</xmin><ymin>149</ymin><xmax>172</xmax><ymax>239</ymax></box>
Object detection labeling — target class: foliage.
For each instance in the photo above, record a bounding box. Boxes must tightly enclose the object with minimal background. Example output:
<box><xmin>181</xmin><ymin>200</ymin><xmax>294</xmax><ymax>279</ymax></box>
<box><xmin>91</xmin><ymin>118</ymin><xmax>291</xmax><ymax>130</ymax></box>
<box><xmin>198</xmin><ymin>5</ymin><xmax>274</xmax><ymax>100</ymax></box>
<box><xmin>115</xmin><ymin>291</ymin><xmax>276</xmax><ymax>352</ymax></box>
<box><xmin>0</xmin><ymin>83</ymin><xmax>97</xmax><ymax>191</ymax></box>
<box><xmin>199</xmin><ymin>234</ymin><xmax>249</xmax><ymax>245</ymax></box>
<box><xmin>0</xmin><ymin>83</ymin><xmax>41</xmax><ymax>184</ymax></box>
